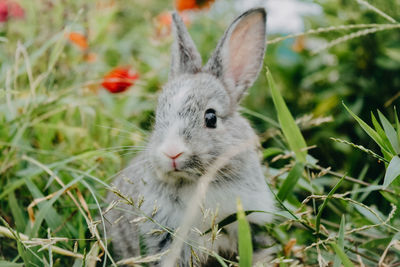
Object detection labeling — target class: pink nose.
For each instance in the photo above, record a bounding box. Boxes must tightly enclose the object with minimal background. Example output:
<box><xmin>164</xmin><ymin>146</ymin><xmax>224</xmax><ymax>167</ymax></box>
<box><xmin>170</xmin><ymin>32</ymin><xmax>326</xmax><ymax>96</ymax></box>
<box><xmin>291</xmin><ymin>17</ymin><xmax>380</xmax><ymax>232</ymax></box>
<box><xmin>164</xmin><ymin>151</ymin><xmax>183</xmax><ymax>160</ymax></box>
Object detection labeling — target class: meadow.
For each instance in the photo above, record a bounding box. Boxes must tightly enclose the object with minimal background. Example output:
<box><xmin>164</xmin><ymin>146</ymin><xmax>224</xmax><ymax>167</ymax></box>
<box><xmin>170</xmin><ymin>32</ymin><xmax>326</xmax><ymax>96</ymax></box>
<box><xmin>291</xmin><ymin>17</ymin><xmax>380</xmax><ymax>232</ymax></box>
<box><xmin>0</xmin><ymin>0</ymin><xmax>400</xmax><ymax>266</ymax></box>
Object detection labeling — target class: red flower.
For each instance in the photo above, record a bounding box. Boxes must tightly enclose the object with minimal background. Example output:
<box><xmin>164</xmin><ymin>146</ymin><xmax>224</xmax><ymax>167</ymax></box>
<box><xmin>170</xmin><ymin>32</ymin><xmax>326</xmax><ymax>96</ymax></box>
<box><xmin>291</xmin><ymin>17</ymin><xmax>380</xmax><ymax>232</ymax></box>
<box><xmin>68</xmin><ymin>32</ymin><xmax>89</xmax><ymax>50</ymax></box>
<box><xmin>175</xmin><ymin>0</ymin><xmax>215</xmax><ymax>11</ymax></box>
<box><xmin>0</xmin><ymin>0</ymin><xmax>25</xmax><ymax>23</ymax></box>
<box><xmin>101</xmin><ymin>67</ymin><xmax>139</xmax><ymax>93</ymax></box>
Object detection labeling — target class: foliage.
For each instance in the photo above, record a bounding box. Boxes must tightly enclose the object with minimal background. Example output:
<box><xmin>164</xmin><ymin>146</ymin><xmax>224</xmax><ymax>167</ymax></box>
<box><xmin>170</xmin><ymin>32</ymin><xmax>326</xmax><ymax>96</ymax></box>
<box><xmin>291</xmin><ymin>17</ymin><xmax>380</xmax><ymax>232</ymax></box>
<box><xmin>0</xmin><ymin>0</ymin><xmax>400</xmax><ymax>266</ymax></box>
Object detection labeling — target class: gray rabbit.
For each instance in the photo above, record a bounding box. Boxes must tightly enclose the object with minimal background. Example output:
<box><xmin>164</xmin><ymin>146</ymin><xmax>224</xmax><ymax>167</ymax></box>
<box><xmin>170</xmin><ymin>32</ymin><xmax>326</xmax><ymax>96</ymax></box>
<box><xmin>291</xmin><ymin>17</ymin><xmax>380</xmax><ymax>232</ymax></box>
<box><xmin>105</xmin><ymin>8</ymin><xmax>275</xmax><ymax>266</ymax></box>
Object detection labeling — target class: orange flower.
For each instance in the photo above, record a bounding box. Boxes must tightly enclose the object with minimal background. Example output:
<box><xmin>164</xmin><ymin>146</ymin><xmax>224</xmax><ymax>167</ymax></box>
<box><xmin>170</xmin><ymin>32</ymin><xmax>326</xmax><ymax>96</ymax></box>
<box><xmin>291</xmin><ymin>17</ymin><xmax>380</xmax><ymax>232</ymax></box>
<box><xmin>154</xmin><ymin>11</ymin><xmax>190</xmax><ymax>39</ymax></box>
<box><xmin>101</xmin><ymin>67</ymin><xmax>139</xmax><ymax>93</ymax></box>
<box><xmin>68</xmin><ymin>32</ymin><xmax>89</xmax><ymax>50</ymax></box>
<box><xmin>175</xmin><ymin>0</ymin><xmax>215</xmax><ymax>11</ymax></box>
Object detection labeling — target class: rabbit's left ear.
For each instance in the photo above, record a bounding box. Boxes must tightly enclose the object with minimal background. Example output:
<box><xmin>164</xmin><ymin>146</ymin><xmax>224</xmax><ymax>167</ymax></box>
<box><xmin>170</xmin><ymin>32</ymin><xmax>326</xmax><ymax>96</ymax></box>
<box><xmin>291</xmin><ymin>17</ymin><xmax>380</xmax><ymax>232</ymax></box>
<box><xmin>170</xmin><ymin>12</ymin><xmax>202</xmax><ymax>79</ymax></box>
<box><xmin>204</xmin><ymin>8</ymin><xmax>267</xmax><ymax>103</ymax></box>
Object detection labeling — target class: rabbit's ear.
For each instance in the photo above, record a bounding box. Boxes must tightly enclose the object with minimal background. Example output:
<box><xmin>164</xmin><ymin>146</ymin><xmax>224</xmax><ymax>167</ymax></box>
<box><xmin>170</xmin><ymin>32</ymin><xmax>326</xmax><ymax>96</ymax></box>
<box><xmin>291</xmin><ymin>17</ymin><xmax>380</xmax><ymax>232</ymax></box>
<box><xmin>204</xmin><ymin>8</ymin><xmax>267</xmax><ymax>102</ymax></box>
<box><xmin>170</xmin><ymin>12</ymin><xmax>202</xmax><ymax>79</ymax></box>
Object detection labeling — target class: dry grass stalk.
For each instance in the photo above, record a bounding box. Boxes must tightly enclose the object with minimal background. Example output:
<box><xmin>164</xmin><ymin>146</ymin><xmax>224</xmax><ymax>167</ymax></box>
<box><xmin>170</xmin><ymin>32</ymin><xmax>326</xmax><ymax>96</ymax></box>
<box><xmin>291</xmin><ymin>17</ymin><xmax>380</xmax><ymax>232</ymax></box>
<box><xmin>266</xmin><ymin>23</ymin><xmax>396</xmax><ymax>45</ymax></box>
<box><xmin>0</xmin><ymin>225</ymin><xmax>100</xmax><ymax>261</ymax></box>
<box><xmin>355</xmin><ymin>0</ymin><xmax>397</xmax><ymax>23</ymax></box>
<box><xmin>116</xmin><ymin>250</ymin><xmax>169</xmax><ymax>266</ymax></box>
<box><xmin>312</xmin><ymin>24</ymin><xmax>400</xmax><ymax>54</ymax></box>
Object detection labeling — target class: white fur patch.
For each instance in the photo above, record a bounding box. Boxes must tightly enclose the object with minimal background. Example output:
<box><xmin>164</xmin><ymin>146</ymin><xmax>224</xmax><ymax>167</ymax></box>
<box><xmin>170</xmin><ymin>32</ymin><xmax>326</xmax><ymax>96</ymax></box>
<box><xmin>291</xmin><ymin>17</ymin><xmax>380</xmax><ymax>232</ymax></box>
<box><xmin>171</xmin><ymin>85</ymin><xmax>190</xmax><ymax>108</ymax></box>
<box><xmin>157</xmin><ymin>121</ymin><xmax>190</xmax><ymax>174</ymax></box>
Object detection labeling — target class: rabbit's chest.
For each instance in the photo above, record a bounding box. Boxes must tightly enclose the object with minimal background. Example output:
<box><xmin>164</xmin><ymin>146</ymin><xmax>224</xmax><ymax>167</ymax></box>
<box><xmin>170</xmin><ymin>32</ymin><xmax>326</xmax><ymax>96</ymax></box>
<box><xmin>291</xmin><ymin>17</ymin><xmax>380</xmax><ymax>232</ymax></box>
<box><xmin>140</xmin><ymin>181</ymin><xmax>240</xmax><ymax>231</ymax></box>
<box><xmin>141</xmin><ymin>183</ymin><xmax>196</xmax><ymax>227</ymax></box>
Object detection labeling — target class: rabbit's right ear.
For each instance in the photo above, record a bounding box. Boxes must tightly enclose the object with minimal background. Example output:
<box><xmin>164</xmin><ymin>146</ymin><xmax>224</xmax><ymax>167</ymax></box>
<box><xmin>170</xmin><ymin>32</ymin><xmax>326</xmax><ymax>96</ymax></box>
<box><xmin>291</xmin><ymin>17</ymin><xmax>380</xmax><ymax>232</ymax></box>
<box><xmin>204</xmin><ymin>8</ymin><xmax>267</xmax><ymax>103</ymax></box>
<box><xmin>169</xmin><ymin>12</ymin><xmax>202</xmax><ymax>79</ymax></box>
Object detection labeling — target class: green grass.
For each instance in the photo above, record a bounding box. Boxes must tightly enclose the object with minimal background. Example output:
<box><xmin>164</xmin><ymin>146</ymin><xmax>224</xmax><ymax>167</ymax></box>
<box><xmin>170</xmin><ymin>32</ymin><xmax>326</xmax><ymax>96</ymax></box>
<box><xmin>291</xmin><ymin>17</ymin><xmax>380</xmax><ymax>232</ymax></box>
<box><xmin>1</xmin><ymin>0</ymin><xmax>400</xmax><ymax>266</ymax></box>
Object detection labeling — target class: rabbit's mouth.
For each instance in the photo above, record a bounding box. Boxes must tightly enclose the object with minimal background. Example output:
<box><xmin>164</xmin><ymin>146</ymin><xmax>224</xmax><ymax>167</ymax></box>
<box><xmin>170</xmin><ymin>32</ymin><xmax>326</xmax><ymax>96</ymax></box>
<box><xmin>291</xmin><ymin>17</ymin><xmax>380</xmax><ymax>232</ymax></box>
<box><xmin>153</xmin><ymin>154</ymin><xmax>206</xmax><ymax>183</ymax></box>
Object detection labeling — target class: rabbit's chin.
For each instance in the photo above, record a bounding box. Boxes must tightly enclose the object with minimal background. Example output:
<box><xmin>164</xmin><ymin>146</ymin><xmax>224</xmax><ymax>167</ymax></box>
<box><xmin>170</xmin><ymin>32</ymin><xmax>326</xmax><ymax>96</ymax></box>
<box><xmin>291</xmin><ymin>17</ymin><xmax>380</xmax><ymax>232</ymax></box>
<box><xmin>154</xmin><ymin>168</ymin><xmax>201</xmax><ymax>184</ymax></box>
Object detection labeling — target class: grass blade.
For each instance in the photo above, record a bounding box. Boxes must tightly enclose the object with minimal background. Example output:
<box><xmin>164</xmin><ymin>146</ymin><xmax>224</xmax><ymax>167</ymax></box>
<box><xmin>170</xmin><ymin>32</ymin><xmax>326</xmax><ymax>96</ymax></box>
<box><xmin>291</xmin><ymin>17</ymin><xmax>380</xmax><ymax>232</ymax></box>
<box><xmin>0</xmin><ymin>261</ymin><xmax>23</xmax><ymax>267</ymax></box>
<box><xmin>371</xmin><ymin>112</ymin><xmax>395</xmax><ymax>155</ymax></box>
<box><xmin>267</xmin><ymin>68</ymin><xmax>307</xmax><ymax>163</ymax></box>
<box><xmin>212</xmin><ymin>252</ymin><xmax>229</xmax><ymax>267</ymax></box>
<box><xmin>237</xmin><ymin>199</ymin><xmax>253</xmax><ymax>267</ymax></box>
<box><xmin>333</xmin><ymin>215</ymin><xmax>345</xmax><ymax>267</ymax></box>
<box><xmin>378</xmin><ymin>110</ymin><xmax>400</xmax><ymax>154</ymax></box>
<box><xmin>330</xmin><ymin>242</ymin><xmax>355</xmax><ymax>267</ymax></box>
<box><xmin>394</xmin><ymin>107</ymin><xmax>400</xmax><ymax>149</ymax></box>
<box><xmin>315</xmin><ymin>174</ymin><xmax>346</xmax><ymax>235</ymax></box>
<box><xmin>277</xmin><ymin>162</ymin><xmax>304</xmax><ymax>201</ymax></box>
<box><xmin>23</xmin><ymin>178</ymin><xmax>67</xmax><ymax>237</ymax></box>
<box><xmin>383</xmin><ymin>155</ymin><xmax>400</xmax><ymax>188</ymax></box>
<box><xmin>263</xmin><ymin>147</ymin><xmax>283</xmax><ymax>159</ymax></box>
<box><xmin>344</xmin><ymin>102</ymin><xmax>392</xmax><ymax>156</ymax></box>
<box><xmin>8</xmin><ymin>191</ymin><xmax>27</xmax><ymax>233</ymax></box>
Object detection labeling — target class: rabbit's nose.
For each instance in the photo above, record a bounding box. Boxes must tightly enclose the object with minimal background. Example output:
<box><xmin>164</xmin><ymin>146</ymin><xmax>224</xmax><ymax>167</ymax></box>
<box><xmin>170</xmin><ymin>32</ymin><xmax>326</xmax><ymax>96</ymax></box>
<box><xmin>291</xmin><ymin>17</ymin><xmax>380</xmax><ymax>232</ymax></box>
<box><xmin>164</xmin><ymin>151</ymin><xmax>183</xmax><ymax>160</ymax></box>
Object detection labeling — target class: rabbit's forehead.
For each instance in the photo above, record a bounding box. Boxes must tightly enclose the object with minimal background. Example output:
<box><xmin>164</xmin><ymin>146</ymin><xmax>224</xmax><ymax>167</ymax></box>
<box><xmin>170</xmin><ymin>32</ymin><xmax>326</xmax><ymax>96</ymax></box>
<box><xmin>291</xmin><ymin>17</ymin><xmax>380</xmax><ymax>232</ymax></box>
<box><xmin>161</xmin><ymin>74</ymin><xmax>231</xmax><ymax>113</ymax></box>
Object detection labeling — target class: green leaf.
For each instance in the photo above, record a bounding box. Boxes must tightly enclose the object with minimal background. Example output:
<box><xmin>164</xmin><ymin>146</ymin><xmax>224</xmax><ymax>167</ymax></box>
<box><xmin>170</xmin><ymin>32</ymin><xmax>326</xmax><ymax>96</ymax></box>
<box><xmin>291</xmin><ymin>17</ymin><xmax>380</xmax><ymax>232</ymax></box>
<box><xmin>354</xmin><ymin>205</ymin><xmax>380</xmax><ymax>224</ymax></box>
<box><xmin>237</xmin><ymin>199</ymin><xmax>253</xmax><ymax>267</ymax></box>
<box><xmin>212</xmin><ymin>252</ymin><xmax>229</xmax><ymax>267</ymax></box>
<box><xmin>316</xmin><ymin>175</ymin><xmax>346</xmax><ymax>235</ymax></box>
<box><xmin>8</xmin><ymin>191</ymin><xmax>27</xmax><ymax>233</ymax></box>
<box><xmin>25</xmin><ymin>173</ymin><xmax>83</xmax><ymax>237</ymax></box>
<box><xmin>380</xmin><ymin>191</ymin><xmax>400</xmax><ymax>206</ymax></box>
<box><xmin>263</xmin><ymin>147</ymin><xmax>283</xmax><ymax>159</ymax></box>
<box><xmin>24</xmin><ymin>177</ymin><xmax>65</xmax><ymax>237</ymax></box>
<box><xmin>394</xmin><ymin>107</ymin><xmax>400</xmax><ymax>149</ymax></box>
<box><xmin>241</xmin><ymin>107</ymin><xmax>280</xmax><ymax>127</ymax></box>
<box><xmin>267</xmin><ymin>69</ymin><xmax>307</xmax><ymax>163</ymax></box>
<box><xmin>378</xmin><ymin>110</ymin><xmax>400</xmax><ymax>154</ymax></box>
<box><xmin>344</xmin><ymin>103</ymin><xmax>392</xmax><ymax>157</ymax></box>
<box><xmin>330</xmin><ymin>243</ymin><xmax>355</xmax><ymax>267</ymax></box>
<box><xmin>383</xmin><ymin>155</ymin><xmax>400</xmax><ymax>188</ymax></box>
<box><xmin>385</xmin><ymin>48</ymin><xmax>400</xmax><ymax>62</ymax></box>
<box><xmin>0</xmin><ymin>261</ymin><xmax>23</xmax><ymax>267</ymax></box>
<box><xmin>371</xmin><ymin>112</ymin><xmax>395</xmax><ymax>155</ymax></box>
<box><xmin>72</xmin><ymin>259</ymin><xmax>84</xmax><ymax>267</ymax></box>
<box><xmin>277</xmin><ymin>162</ymin><xmax>304</xmax><ymax>201</ymax></box>
<box><xmin>361</xmin><ymin>237</ymin><xmax>392</xmax><ymax>249</ymax></box>
<box><xmin>333</xmin><ymin>215</ymin><xmax>345</xmax><ymax>267</ymax></box>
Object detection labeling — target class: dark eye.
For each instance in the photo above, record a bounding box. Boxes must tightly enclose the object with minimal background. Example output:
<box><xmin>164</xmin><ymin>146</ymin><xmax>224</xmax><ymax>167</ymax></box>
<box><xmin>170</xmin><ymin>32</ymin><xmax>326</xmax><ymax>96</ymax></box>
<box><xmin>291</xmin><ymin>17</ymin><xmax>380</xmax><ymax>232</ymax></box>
<box><xmin>204</xmin><ymin>109</ymin><xmax>217</xmax><ymax>128</ymax></box>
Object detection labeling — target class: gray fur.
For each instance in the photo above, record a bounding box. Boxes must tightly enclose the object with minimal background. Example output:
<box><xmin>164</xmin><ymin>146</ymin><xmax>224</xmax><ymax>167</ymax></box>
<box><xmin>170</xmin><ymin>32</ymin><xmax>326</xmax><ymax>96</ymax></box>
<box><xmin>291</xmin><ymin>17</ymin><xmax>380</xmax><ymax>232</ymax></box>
<box><xmin>105</xmin><ymin>8</ymin><xmax>275</xmax><ymax>267</ymax></box>
<box><xmin>204</xmin><ymin>8</ymin><xmax>267</xmax><ymax>103</ymax></box>
<box><xmin>169</xmin><ymin>12</ymin><xmax>202</xmax><ymax>79</ymax></box>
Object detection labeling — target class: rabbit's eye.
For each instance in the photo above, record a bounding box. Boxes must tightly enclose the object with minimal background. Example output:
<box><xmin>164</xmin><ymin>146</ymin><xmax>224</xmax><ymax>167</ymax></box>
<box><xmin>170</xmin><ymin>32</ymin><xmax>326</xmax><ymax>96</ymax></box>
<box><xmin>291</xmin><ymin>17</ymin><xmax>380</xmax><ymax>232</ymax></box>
<box><xmin>204</xmin><ymin>109</ymin><xmax>217</xmax><ymax>128</ymax></box>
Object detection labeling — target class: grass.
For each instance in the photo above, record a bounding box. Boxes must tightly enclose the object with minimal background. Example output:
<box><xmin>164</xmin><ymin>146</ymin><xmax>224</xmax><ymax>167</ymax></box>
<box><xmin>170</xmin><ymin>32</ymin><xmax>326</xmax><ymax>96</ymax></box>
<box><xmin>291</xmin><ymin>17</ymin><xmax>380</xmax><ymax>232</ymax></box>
<box><xmin>1</xmin><ymin>0</ymin><xmax>400</xmax><ymax>266</ymax></box>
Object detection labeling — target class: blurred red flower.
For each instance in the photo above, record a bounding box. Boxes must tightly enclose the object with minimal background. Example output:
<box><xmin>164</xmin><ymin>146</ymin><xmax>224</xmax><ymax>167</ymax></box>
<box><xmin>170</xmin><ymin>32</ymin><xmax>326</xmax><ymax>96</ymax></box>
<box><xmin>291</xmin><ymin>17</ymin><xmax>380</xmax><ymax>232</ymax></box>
<box><xmin>68</xmin><ymin>32</ymin><xmax>89</xmax><ymax>50</ymax></box>
<box><xmin>0</xmin><ymin>0</ymin><xmax>25</xmax><ymax>22</ymax></box>
<box><xmin>175</xmin><ymin>0</ymin><xmax>215</xmax><ymax>11</ymax></box>
<box><xmin>101</xmin><ymin>67</ymin><xmax>139</xmax><ymax>93</ymax></box>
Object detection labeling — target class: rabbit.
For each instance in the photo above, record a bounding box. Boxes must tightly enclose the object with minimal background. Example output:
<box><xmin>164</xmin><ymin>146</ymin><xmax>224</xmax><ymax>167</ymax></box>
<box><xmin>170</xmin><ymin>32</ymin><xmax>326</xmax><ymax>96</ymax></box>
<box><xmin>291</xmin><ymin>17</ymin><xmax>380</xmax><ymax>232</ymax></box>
<box><xmin>105</xmin><ymin>8</ymin><xmax>275</xmax><ymax>267</ymax></box>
